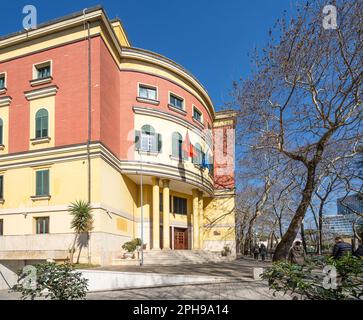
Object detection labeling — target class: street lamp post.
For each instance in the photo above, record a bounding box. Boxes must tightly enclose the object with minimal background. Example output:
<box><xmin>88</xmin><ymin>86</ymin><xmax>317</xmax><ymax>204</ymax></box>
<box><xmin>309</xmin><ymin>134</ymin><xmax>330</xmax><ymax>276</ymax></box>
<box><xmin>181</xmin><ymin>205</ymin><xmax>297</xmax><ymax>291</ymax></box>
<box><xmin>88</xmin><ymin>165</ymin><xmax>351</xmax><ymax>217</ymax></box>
<box><xmin>140</xmin><ymin>152</ymin><xmax>144</xmax><ymax>266</ymax></box>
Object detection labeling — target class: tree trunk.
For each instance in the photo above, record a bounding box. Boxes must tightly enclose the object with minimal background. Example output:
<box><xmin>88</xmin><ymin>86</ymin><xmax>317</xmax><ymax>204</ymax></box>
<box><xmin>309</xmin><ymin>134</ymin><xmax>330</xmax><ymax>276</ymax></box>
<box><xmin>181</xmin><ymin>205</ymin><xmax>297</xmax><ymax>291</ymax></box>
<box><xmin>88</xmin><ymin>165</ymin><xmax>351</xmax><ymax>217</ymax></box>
<box><xmin>273</xmin><ymin>164</ymin><xmax>317</xmax><ymax>261</ymax></box>
<box><xmin>318</xmin><ymin>202</ymin><xmax>324</xmax><ymax>255</ymax></box>
<box><xmin>301</xmin><ymin>223</ymin><xmax>307</xmax><ymax>253</ymax></box>
<box><xmin>70</xmin><ymin>233</ymin><xmax>78</xmax><ymax>265</ymax></box>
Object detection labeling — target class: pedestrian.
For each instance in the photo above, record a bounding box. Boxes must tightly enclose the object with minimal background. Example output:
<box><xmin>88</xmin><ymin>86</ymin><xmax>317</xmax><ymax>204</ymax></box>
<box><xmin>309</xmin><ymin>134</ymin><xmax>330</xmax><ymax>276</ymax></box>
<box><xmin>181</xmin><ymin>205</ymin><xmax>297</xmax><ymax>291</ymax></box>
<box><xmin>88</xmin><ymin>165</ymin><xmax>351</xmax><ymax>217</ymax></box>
<box><xmin>259</xmin><ymin>243</ymin><xmax>267</xmax><ymax>261</ymax></box>
<box><xmin>353</xmin><ymin>243</ymin><xmax>363</xmax><ymax>258</ymax></box>
<box><xmin>253</xmin><ymin>244</ymin><xmax>259</xmax><ymax>260</ymax></box>
<box><xmin>288</xmin><ymin>240</ymin><xmax>306</xmax><ymax>266</ymax></box>
<box><xmin>332</xmin><ymin>236</ymin><xmax>352</xmax><ymax>260</ymax></box>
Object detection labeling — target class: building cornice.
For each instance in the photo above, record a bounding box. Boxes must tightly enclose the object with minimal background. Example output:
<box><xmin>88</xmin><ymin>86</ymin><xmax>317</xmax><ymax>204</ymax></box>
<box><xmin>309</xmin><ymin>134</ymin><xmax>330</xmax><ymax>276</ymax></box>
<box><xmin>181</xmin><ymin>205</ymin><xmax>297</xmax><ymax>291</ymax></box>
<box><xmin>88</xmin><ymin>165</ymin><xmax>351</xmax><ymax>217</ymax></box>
<box><xmin>122</xmin><ymin>47</ymin><xmax>215</xmax><ymax>119</ymax></box>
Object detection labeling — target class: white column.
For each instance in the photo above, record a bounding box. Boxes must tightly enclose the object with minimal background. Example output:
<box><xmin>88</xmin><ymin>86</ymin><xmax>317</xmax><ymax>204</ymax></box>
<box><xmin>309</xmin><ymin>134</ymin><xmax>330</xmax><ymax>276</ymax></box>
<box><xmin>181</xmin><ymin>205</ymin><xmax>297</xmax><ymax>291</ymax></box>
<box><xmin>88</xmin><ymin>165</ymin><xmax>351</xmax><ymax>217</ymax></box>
<box><xmin>152</xmin><ymin>177</ymin><xmax>160</xmax><ymax>250</ymax></box>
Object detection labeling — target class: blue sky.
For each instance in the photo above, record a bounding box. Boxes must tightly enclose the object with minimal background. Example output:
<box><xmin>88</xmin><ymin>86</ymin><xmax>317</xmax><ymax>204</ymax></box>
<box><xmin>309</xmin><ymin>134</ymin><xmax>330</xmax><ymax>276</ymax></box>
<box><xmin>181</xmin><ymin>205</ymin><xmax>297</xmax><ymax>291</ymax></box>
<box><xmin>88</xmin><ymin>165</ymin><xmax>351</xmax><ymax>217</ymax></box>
<box><xmin>0</xmin><ymin>0</ymin><xmax>297</xmax><ymax>109</ymax></box>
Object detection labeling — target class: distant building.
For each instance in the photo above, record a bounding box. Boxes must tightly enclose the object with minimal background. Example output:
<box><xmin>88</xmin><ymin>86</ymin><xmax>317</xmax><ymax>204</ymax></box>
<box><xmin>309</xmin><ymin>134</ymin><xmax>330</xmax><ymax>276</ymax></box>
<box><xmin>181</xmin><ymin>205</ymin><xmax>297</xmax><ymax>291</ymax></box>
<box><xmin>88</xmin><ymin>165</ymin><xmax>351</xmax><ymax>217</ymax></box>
<box><xmin>323</xmin><ymin>194</ymin><xmax>363</xmax><ymax>237</ymax></box>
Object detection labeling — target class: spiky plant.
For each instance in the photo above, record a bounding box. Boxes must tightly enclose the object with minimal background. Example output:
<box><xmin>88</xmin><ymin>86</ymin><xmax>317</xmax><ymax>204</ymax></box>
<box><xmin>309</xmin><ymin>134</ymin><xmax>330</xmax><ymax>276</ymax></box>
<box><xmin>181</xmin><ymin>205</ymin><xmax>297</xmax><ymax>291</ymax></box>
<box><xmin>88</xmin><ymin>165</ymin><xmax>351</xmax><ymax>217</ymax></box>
<box><xmin>68</xmin><ymin>200</ymin><xmax>94</xmax><ymax>264</ymax></box>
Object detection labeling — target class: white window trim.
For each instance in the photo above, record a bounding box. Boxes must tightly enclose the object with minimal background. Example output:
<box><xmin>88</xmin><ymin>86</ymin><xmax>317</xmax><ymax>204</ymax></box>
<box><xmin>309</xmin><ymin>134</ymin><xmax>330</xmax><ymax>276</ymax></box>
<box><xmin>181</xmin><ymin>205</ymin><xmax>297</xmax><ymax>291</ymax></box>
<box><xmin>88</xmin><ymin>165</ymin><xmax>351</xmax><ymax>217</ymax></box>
<box><xmin>32</xmin><ymin>60</ymin><xmax>53</xmax><ymax>80</ymax></box>
<box><xmin>137</xmin><ymin>82</ymin><xmax>159</xmax><ymax>101</ymax></box>
<box><xmin>0</xmin><ymin>72</ymin><xmax>7</xmax><ymax>91</ymax></box>
<box><xmin>192</xmin><ymin>105</ymin><xmax>203</xmax><ymax>124</ymax></box>
<box><xmin>168</xmin><ymin>91</ymin><xmax>185</xmax><ymax>111</ymax></box>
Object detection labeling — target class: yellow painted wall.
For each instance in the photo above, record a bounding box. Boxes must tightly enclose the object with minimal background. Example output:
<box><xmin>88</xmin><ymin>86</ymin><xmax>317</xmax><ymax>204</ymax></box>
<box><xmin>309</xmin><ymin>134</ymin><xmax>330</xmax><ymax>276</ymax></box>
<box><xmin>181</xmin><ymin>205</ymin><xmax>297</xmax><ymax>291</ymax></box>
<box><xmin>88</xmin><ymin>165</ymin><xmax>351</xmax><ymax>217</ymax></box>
<box><xmin>203</xmin><ymin>195</ymin><xmax>236</xmax><ymax>241</ymax></box>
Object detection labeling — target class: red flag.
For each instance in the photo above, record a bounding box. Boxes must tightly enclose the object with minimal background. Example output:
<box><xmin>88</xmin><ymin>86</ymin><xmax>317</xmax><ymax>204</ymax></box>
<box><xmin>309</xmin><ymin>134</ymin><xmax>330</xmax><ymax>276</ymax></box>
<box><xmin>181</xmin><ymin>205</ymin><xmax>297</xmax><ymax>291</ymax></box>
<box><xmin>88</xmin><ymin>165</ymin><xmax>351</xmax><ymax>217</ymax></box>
<box><xmin>182</xmin><ymin>131</ymin><xmax>196</xmax><ymax>158</ymax></box>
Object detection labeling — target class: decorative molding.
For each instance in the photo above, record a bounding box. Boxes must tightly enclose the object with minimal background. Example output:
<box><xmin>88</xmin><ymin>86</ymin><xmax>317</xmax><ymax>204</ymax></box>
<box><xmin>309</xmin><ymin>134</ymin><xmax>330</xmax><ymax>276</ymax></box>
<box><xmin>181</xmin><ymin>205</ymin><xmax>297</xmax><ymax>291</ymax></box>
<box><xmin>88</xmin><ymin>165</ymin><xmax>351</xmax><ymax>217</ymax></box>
<box><xmin>136</xmin><ymin>97</ymin><xmax>160</xmax><ymax>106</ymax></box>
<box><xmin>0</xmin><ymin>145</ymin><xmax>5</xmax><ymax>151</ymax></box>
<box><xmin>31</xmin><ymin>195</ymin><xmax>51</xmax><ymax>201</ymax></box>
<box><xmin>0</xmin><ymin>96</ymin><xmax>12</xmax><ymax>107</ymax></box>
<box><xmin>133</xmin><ymin>106</ymin><xmax>213</xmax><ymax>149</ymax></box>
<box><xmin>168</xmin><ymin>104</ymin><xmax>187</xmax><ymax>116</ymax></box>
<box><xmin>30</xmin><ymin>76</ymin><xmax>53</xmax><ymax>87</ymax></box>
<box><xmin>25</xmin><ymin>85</ymin><xmax>58</xmax><ymax>101</ymax></box>
<box><xmin>0</xmin><ymin>88</ymin><xmax>7</xmax><ymax>95</ymax></box>
<box><xmin>31</xmin><ymin>137</ymin><xmax>51</xmax><ymax>145</ymax></box>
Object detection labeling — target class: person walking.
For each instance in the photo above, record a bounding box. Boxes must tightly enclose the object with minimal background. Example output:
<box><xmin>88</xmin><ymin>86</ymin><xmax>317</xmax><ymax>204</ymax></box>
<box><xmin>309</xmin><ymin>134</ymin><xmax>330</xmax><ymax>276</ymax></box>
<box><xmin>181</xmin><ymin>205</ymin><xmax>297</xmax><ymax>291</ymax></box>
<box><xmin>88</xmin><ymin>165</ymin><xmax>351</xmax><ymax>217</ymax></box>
<box><xmin>353</xmin><ymin>243</ymin><xmax>363</xmax><ymax>258</ymax></box>
<box><xmin>253</xmin><ymin>244</ymin><xmax>259</xmax><ymax>260</ymax></box>
<box><xmin>332</xmin><ymin>236</ymin><xmax>352</xmax><ymax>260</ymax></box>
<box><xmin>288</xmin><ymin>240</ymin><xmax>306</xmax><ymax>266</ymax></box>
<box><xmin>259</xmin><ymin>243</ymin><xmax>267</xmax><ymax>261</ymax></box>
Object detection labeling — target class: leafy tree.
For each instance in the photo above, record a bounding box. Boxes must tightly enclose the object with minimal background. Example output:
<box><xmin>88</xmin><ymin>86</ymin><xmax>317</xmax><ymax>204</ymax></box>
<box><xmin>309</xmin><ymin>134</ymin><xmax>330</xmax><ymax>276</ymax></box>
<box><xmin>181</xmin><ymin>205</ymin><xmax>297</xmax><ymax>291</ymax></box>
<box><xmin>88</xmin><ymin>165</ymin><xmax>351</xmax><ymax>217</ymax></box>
<box><xmin>14</xmin><ymin>262</ymin><xmax>88</xmax><ymax>300</ymax></box>
<box><xmin>68</xmin><ymin>200</ymin><xmax>94</xmax><ymax>264</ymax></box>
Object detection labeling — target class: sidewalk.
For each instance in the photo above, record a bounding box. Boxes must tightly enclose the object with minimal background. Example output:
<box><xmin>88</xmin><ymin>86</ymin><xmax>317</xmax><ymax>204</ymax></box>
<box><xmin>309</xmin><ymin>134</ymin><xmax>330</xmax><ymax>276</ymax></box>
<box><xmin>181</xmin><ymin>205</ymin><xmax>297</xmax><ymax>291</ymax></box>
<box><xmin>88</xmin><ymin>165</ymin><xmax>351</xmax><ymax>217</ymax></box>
<box><xmin>91</xmin><ymin>257</ymin><xmax>272</xmax><ymax>281</ymax></box>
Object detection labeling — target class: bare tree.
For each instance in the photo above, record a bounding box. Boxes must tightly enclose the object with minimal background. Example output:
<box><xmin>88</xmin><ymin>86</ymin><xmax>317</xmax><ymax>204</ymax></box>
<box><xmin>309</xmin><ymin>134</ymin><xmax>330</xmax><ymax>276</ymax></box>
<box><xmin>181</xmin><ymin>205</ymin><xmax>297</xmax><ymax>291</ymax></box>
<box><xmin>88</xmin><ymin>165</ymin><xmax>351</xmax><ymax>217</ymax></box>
<box><xmin>233</xmin><ymin>1</ymin><xmax>362</xmax><ymax>260</ymax></box>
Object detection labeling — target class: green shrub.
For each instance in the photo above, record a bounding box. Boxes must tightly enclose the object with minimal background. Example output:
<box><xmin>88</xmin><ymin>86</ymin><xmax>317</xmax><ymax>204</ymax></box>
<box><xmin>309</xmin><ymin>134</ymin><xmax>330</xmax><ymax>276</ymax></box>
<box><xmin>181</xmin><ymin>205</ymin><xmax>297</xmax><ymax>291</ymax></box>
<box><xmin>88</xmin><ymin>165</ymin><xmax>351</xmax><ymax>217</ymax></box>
<box><xmin>13</xmin><ymin>262</ymin><xmax>88</xmax><ymax>300</ymax></box>
<box><xmin>122</xmin><ymin>238</ymin><xmax>142</xmax><ymax>253</ymax></box>
<box><xmin>262</xmin><ymin>254</ymin><xmax>363</xmax><ymax>300</ymax></box>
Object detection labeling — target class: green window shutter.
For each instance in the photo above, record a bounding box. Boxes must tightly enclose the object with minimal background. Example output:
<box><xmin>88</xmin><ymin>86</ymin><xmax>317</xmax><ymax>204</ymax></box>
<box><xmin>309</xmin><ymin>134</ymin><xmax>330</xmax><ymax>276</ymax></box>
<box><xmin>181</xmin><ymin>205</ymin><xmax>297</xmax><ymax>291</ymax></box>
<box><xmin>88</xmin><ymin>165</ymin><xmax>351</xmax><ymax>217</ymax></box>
<box><xmin>0</xmin><ymin>119</ymin><xmax>3</xmax><ymax>145</ymax></box>
<box><xmin>43</xmin><ymin>170</ymin><xmax>49</xmax><ymax>195</ymax></box>
<box><xmin>135</xmin><ymin>130</ymin><xmax>140</xmax><ymax>151</ymax></box>
<box><xmin>42</xmin><ymin>115</ymin><xmax>48</xmax><ymax>137</ymax></box>
<box><xmin>36</xmin><ymin>171</ymin><xmax>42</xmax><ymax>196</ymax></box>
<box><xmin>35</xmin><ymin>117</ymin><xmax>42</xmax><ymax>138</ymax></box>
<box><xmin>0</xmin><ymin>176</ymin><xmax>3</xmax><ymax>199</ymax></box>
<box><xmin>157</xmin><ymin>133</ymin><xmax>162</xmax><ymax>153</ymax></box>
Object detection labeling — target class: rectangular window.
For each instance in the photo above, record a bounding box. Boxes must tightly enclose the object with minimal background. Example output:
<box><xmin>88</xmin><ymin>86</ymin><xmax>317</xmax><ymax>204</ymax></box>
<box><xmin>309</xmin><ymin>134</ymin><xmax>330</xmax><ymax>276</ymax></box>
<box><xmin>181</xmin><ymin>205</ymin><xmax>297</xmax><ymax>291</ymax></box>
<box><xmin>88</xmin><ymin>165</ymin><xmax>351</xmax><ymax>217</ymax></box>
<box><xmin>170</xmin><ymin>94</ymin><xmax>184</xmax><ymax>110</ymax></box>
<box><xmin>0</xmin><ymin>74</ymin><xmax>5</xmax><ymax>90</ymax></box>
<box><xmin>193</xmin><ymin>107</ymin><xmax>202</xmax><ymax>122</ymax></box>
<box><xmin>35</xmin><ymin>62</ymin><xmax>51</xmax><ymax>80</ymax></box>
<box><xmin>173</xmin><ymin>196</ymin><xmax>187</xmax><ymax>215</ymax></box>
<box><xmin>0</xmin><ymin>176</ymin><xmax>3</xmax><ymax>200</ymax></box>
<box><xmin>36</xmin><ymin>170</ymin><xmax>49</xmax><ymax>196</ymax></box>
<box><xmin>36</xmin><ymin>217</ymin><xmax>49</xmax><ymax>234</ymax></box>
<box><xmin>0</xmin><ymin>219</ymin><xmax>3</xmax><ymax>236</ymax></box>
<box><xmin>139</xmin><ymin>85</ymin><xmax>157</xmax><ymax>101</ymax></box>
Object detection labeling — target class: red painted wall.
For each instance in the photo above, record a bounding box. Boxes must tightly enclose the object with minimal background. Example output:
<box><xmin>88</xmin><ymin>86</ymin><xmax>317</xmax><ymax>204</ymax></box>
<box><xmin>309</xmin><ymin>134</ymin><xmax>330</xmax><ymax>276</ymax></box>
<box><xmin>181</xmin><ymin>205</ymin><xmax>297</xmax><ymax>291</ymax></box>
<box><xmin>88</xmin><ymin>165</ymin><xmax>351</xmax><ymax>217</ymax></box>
<box><xmin>99</xmin><ymin>39</ymin><xmax>120</xmax><ymax>158</ymax></box>
<box><xmin>0</xmin><ymin>38</ymin><xmax>103</xmax><ymax>154</ymax></box>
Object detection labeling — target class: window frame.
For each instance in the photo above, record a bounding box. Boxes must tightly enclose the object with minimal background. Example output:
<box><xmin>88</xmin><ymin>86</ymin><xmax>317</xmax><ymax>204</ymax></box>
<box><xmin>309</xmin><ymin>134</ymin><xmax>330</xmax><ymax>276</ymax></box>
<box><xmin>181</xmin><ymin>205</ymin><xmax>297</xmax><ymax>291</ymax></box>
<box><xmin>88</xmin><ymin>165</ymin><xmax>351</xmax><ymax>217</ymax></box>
<box><xmin>33</xmin><ymin>60</ymin><xmax>52</xmax><ymax>80</ymax></box>
<box><xmin>168</xmin><ymin>92</ymin><xmax>185</xmax><ymax>112</ymax></box>
<box><xmin>35</xmin><ymin>108</ymin><xmax>49</xmax><ymax>139</ymax></box>
<box><xmin>35</xmin><ymin>169</ymin><xmax>50</xmax><ymax>197</ymax></box>
<box><xmin>35</xmin><ymin>217</ymin><xmax>50</xmax><ymax>234</ymax></box>
<box><xmin>0</xmin><ymin>219</ymin><xmax>3</xmax><ymax>236</ymax></box>
<box><xmin>192</xmin><ymin>105</ymin><xmax>203</xmax><ymax>124</ymax></box>
<box><xmin>0</xmin><ymin>118</ymin><xmax>4</xmax><ymax>146</ymax></box>
<box><xmin>172</xmin><ymin>196</ymin><xmax>187</xmax><ymax>215</ymax></box>
<box><xmin>0</xmin><ymin>175</ymin><xmax>4</xmax><ymax>200</ymax></box>
<box><xmin>138</xmin><ymin>83</ymin><xmax>158</xmax><ymax>102</ymax></box>
<box><xmin>0</xmin><ymin>73</ymin><xmax>7</xmax><ymax>91</ymax></box>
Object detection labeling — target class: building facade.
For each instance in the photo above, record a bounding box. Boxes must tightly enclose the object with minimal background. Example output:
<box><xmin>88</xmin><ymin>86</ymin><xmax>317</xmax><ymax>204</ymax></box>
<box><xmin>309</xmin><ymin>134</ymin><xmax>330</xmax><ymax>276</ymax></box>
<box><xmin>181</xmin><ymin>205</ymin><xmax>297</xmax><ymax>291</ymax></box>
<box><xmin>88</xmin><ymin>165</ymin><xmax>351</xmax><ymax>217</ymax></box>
<box><xmin>0</xmin><ymin>7</ymin><xmax>236</xmax><ymax>265</ymax></box>
<box><xmin>323</xmin><ymin>194</ymin><xmax>363</xmax><ymax>237</ymax></box>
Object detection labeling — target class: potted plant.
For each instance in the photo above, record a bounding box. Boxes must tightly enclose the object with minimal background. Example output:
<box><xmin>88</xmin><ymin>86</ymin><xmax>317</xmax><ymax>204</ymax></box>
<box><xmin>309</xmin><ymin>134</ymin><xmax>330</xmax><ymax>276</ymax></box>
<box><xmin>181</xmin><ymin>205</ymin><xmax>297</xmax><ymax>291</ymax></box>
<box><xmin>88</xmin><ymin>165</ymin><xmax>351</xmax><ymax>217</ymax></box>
<box><xmin>221</xmin><ymin>245</ymin><xmax>231</xmax><ymax>257</ymax></box>
<box><xmin>122</xmin><ymin>240</ymin><xmax>137</xmax><ymax>259</ymax></box>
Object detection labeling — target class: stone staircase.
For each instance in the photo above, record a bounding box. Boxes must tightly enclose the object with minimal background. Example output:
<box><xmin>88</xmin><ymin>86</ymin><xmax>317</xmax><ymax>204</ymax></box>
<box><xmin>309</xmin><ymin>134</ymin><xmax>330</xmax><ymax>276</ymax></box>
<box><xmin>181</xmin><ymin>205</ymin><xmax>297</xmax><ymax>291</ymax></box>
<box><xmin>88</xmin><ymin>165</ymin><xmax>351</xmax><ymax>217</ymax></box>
<box><xmin>139</xmin><ymin>250</ymin><xmax>235</xmax><ymax>265</ymax></box>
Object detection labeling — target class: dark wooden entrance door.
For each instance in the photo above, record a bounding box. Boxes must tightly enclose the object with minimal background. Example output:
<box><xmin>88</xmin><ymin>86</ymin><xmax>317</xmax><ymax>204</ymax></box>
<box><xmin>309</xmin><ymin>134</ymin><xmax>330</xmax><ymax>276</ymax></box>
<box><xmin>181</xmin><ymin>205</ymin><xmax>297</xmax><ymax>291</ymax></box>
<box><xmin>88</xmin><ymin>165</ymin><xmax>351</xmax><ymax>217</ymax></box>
<box><xmin>174</xmin><ymin>228</ymin><xmax>188</xmax><ymax>250</ymax></box>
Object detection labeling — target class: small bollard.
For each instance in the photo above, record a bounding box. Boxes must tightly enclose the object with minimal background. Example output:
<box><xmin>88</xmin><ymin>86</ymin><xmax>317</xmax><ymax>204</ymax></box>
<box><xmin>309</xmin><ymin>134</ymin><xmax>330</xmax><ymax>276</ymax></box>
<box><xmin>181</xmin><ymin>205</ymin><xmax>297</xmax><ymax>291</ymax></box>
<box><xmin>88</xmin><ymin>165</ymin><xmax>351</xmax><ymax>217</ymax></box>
<box><xmin>253</xmin><ymin>267</ymin><xmax>264</xmax><ymax>280</ymax></box>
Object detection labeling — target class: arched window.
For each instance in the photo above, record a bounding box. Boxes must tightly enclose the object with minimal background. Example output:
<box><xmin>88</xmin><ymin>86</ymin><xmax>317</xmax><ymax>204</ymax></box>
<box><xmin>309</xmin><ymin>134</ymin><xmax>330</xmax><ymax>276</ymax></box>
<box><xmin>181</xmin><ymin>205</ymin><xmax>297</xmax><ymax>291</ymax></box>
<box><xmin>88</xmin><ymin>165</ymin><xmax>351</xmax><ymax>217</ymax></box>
<box><xmin>141</xmin><ymin>124</ymin><xmax>155</xmax><ymax>152</ymax></box>
<box><xmin>0</xmin><ymin>118</ymin><xmax>3</xmax><ymax>145</ymax></box>
<box><xmin>35</xmin><ymin>109</ymin><xmax>48</xmax><ymax>139</ymax></box>
<box><xmin>193</xmin><ymin>143</ymin><xmax>202</xmax><ymax>166</ymax></box>
<box><xmin>172</xmin><ymin>132</ymin><xmax>183</xmax><ymax>159</ymax></box>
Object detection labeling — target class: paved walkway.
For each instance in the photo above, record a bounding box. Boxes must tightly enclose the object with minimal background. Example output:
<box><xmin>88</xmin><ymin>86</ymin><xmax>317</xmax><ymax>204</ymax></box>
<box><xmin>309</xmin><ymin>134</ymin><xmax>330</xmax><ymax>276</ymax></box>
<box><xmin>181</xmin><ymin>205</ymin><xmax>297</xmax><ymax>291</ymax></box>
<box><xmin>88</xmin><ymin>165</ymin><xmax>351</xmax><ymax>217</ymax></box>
<box><xmin>93</xmin><ymin>257</ymin><xmax>272</xmax><ymax>281</ymax></box>
<box><xmin>0</xmin><ymin>258</ymin><xmax>285</xmax><ymax>300</ymax></box>
<box><xmin>86</xmin><ymin>281</ymin><xmax>288</xmax><ymax>300</ymax></box>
